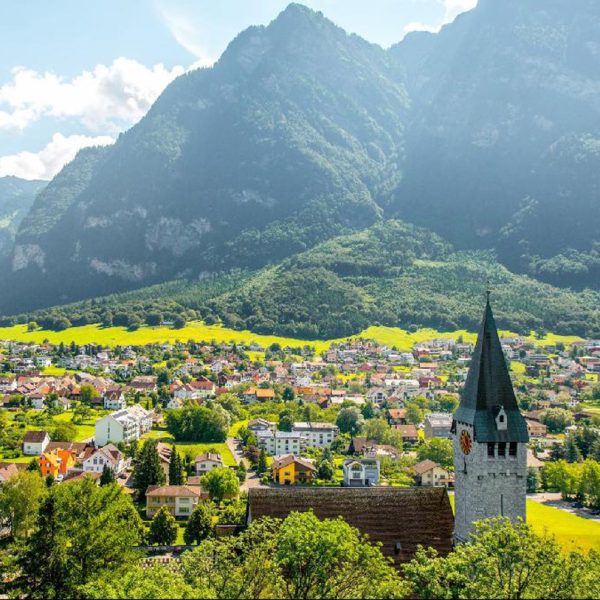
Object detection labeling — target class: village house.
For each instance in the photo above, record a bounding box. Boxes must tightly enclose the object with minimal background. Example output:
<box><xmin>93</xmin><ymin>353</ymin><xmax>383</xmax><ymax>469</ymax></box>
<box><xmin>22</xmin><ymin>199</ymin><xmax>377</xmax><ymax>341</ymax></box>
<box><xmin>393</xmin><ymin>424</ymin><xmax>419</xmax><ymax>445</ymax></box>
<box><xmin>342</xmin><ymin>457</ymin><xmax>380</xmax><ymax>486</ymax></box>
<box><xmin>194</xmin><ymin>452</ymin><xmax>224</xmax><ymax>475</ymax></box>
<box><xmin>292</xmin><ymin>422</ymin><xmax>339</xmax><ymax>449</ymax></box>
<box><xmin>247</xmin><ymin>417</ymin><xmax>276</xmax><ymax>433</ymax></box>
<box><xmin>256</xmin><ymin>430</ymin><xmax>302</xmax><ymax>456</ymax></box>
<box><xmin>243</xmin><ymin>387</ymin><xmax>276</xmax><ymax>403</ymax></box>
<box><xmin>424</xmin><ymin>413</ymin><xmax>453</xmax><ymax>439</ymax></box>
<box><xmin>39</xmin><ymin>448</ymin><xmax>76</xmax><ymax>480</ymax></box>
<box><xmin>413</xmin><ymin>460</ymin><xmax>453</xmax><ymax>487</ymax></box>
<box><xmin>94</xmin><ymin>404</ymin><xmax>152</xmax><ymax>446</ymax></box>
<box><xmin>82</xmin><ymin>443</ymin><xmax>127</xmax><ymax>475</ymax></box>
<box><xmin>103</xmin><ymin>389</ymin><xmax>127</xmax><ymax>411</ymax></box>
<box><xmin>271</xmin><ymin>455</ymin><xmax>316</xmax><ymax>485</ymax></box>
<box><xmin>145</xmin><ymin>485</ymin><xmax>205</xmax><ymax>518</ymax></box>
<box><xmin>22</xmin><ymin>430</ymin><xmax>50</xmax><ymax>455</ymax></box>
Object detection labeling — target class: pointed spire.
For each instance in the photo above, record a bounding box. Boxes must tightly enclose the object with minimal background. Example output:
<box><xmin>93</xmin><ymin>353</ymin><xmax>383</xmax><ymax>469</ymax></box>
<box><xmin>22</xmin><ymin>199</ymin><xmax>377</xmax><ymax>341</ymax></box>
<box><xmin>453</xmin><ymin>295</ymin><xmax>529</xmax><ymax>442</ymax></box>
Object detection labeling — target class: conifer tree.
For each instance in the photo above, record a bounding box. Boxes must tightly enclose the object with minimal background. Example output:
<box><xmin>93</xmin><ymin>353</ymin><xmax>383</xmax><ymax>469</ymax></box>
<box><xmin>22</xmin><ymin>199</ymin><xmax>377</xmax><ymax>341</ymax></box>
<box><xmin>100</xmin><ymin>464</ymin><xmax>116</xmax><ymax>486</ymax></box>
<box><xmin>133</xmin><ymin>440</ymin><xmax>166</xmax><ymax>496</ymax></box>
<box><xmin>168</xmin><ymin>445</ymin><xmax>184</xmax><ymax>485</ymax></box>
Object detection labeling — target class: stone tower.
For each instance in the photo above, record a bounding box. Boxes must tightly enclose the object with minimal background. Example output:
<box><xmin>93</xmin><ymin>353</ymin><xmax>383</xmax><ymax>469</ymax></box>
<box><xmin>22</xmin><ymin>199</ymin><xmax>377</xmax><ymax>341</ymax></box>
<box><xmin>452</xmin><ymin>295</ymin><xmax>529</xmax><ymax>543</ymax></box>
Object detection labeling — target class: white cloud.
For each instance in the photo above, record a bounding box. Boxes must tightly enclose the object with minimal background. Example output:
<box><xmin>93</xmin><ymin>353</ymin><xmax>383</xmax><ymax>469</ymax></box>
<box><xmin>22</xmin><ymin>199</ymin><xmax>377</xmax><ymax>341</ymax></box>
<box><xmin>158</xmin><ymin>8</ymin><xmax>216</xmax><ymax>67</ymax></box>
<box><xmin>404</xmin><ymin>0</ymin><xmax>478</xmax><ymax>36</ymax></box>
<box><xmin>0</xmin><ymin>133</ymin><xmax>114</xmax><ymax>180</ymax></box>
<box><xmin>0</xmin><ymin>58</ymin><xmax>185</xmax><ymax>133</ymax></box>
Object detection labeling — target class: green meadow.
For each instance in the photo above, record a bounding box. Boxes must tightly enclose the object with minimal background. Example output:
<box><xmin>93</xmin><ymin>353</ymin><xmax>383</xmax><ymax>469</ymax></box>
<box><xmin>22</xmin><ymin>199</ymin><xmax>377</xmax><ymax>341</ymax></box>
<box><xmin>0</xmin><ymin>321</ymin><xmax>582</xmax><ymax>354</ymax></box>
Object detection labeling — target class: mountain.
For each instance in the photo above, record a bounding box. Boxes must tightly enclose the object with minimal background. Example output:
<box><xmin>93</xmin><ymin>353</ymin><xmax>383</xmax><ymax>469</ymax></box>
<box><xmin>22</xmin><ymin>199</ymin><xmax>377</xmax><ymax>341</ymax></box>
<box><xmin>2</xmin><ymin>0</ymin><xmax>600</xmax><ymax>335</ymax></box>
<box><xmin>2</xmin><ymin>4</ymin><xmax>408</xmax><ymax>313</ymax></box>
<box><xmin>389</xmin><ymin>0</ymin><xmax>600</xmax><ymax>287</ymax></box>
<box><xmin>0</xmin><ymin>177</ymin><xmax>46</xmax><ymax>260</ymax></box>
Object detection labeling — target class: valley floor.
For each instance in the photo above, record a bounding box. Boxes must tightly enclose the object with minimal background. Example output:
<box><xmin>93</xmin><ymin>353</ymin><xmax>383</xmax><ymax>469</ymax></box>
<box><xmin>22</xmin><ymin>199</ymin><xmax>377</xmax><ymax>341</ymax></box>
<box><xmin>0</xmin><ymin>321</ymin><xmax>583</xmax><ymax>353</ymax></box>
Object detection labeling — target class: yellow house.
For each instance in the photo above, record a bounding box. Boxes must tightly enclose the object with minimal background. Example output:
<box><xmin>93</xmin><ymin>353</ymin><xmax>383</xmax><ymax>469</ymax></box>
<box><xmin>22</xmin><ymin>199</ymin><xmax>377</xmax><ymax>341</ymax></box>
<box><xmin>271</xmin><ymin>455</ymin><xmax>316</xmax><ymax>485</ymax></box>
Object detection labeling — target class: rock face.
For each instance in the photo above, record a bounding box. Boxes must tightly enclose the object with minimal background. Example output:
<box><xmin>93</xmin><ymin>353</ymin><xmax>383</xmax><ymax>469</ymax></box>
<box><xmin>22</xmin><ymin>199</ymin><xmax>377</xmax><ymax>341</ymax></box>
<box><xmin>0</xmin><ymin>177</ymin><xmax>45</xmax><ymax>261</ymax></box>
<box><xmin>2</xmin><ymin>0</ymin><xmax>600</xmax><ymax>314</ymax></box>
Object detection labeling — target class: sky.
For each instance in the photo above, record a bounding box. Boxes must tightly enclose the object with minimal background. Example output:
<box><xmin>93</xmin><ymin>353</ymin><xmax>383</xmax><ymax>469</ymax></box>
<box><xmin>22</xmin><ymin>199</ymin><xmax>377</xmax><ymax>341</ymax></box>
<box><xmin>0</xmin><ymin>0</ymin><xmax>477</xmax><ymax>181</ymax></box>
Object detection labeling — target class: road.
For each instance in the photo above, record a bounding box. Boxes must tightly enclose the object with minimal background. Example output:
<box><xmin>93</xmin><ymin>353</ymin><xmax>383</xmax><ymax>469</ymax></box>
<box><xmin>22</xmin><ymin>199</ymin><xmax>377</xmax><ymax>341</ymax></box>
<box><xmin>226</xmin><ymin>436</ymin><xmax>267</xmax><ymax>491</ymax></box>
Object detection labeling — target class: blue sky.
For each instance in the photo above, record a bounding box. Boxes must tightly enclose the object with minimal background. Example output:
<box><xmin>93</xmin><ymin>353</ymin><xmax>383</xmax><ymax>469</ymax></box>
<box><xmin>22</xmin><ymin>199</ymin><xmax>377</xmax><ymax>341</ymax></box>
<box><xmin>0</xmin><ymin>0</ymin><xmax>476</xmax><ymax>180</ymax></box>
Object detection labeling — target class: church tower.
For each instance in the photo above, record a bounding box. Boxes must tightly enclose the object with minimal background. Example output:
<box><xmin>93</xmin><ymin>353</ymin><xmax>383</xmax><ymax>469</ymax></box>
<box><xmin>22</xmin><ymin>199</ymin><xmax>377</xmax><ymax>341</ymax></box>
<box><xmin>452</xmin><ymin>294</ymin><xmax>529</xmax><ymax>543</ymax></box>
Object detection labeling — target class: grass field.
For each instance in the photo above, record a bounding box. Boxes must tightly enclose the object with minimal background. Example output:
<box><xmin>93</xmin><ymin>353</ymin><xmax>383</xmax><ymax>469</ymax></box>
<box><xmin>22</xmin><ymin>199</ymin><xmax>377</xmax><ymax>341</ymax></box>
<box><xmin>140</xmin><ymin>430</ymin><xmax>237</xmax><ymax>466</ymax></box>
<box><xmin>449</xmin><ymin>494</ymin><xmax>600</xmax><ymax>552</ymax></box>
<box><xmin>0</xmin><ymin>322</ymin><xmax>582</xmax><ymax>354</ymax></box>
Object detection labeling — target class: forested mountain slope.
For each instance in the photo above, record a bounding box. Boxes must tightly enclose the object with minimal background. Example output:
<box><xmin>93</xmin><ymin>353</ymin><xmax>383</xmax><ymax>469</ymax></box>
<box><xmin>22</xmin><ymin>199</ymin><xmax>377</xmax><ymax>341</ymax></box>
<box><xmin>1</xmin><ymin>0</ymin><xmax>599</xmax><ymax>329</ymax></box>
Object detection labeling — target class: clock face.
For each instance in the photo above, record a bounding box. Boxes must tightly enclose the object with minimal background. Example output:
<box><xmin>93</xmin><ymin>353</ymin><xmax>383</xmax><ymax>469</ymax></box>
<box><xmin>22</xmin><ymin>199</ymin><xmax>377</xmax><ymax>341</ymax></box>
<box><xmin>460</xmin><ymin>430</ymin><xmax>472</xmax><ymax>455</ymax></box>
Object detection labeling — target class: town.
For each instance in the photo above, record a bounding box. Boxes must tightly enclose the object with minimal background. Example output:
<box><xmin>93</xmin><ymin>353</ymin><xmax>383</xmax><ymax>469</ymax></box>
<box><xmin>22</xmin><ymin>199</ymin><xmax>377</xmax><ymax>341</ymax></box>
<box><xmin>1</xmin><ymin>320</ymin><xmax>599</xmax><ymax>523</ymax></box>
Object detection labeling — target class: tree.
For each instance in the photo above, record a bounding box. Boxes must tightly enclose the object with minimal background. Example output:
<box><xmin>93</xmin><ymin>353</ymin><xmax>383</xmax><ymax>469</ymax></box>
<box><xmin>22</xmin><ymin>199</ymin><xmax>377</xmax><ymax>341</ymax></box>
<box><xmin>165</xmin><ymin>406</ymin><xmax>229</xmax><ymax>442</ymax></box>
<box><xmin>278</xmin><ymin>412</ymin><xmax>294</xmax><ymax>432</ymax></box>
<box><xmin>403</xmin><ymin>518</ymin><xmax>592</xmax><ymax>599</ymax></box>
<box><xmin>81</xmin><ymin>565</ymin><xmax>199</xmax><ymax>600</ymax></box>
<box><xmin>541</xmin><ymin>408</ymin><xmax>573</xmax><ymax>433</ymax></box>
<box><xmin>0</xmin><ymin>470</ymin><xmax>45</xmax><ymax>538</ymax></box>
<box><xmin>79</xmin><ymin>384</ymin><xmax>99</xmax><ymax>405</ymax></box>
<box><xmin>148</xmin><ymin>506</ymin><xmax>178</xmax><ymax>546</ymax></box>
<box><xmin>336</xmin><ymin>407</ymin><xmax>364</xmax><ymax>436</ymax></box>
<box><xmin>417</xmin><ymin>438</ymin><xmax>454</xmax><ymax>469</ymax></box>
<box><xmin>99</xmin><ymin>464</ymin><xmax>116</xmax><ymax>486</ymax></box>
<box><xmin>362</xmin><ymin>418</ymin><xmax>391</xmax><ymax>444</ymax></box>
<box><xmin>317</xmin><ymin>459</ymin><xmax>335</xmax><ymax>481</ymax></box>
<box><xmin>133</xmin><ymin>439</ymin><xmax>166</xmax><ymax>496</ymax></box>
<box><xmin>256</xmin><ymin>449</ymin><xmax>268</xmax><ymax>475</ymax></box>
<box><xmin>565</xmin><ymin>436</ymin><xmax>583</xmax><ymax>463</ymax></box>
<box><xmin>282</xmin><ymin>386</ymin><xmax>295</xmax><ymax>401</ymax></box>
<box><xmin>168</xmin><ymin>446</ymin><xmax>184</xmax><ymax>485</ymax></box>
<box><xmin>527</xmin><ymin>467</ymin><xmax>540</xmax><ymax>493</ymax></box>
<box><xmin>27</xmin><ymin>321</ymin><xmax>38</xmax><ymax>332</ymax></box>
<box><xmin>184</xmin><ymin>503</ymin><xmax>213</xmax><ymax>545</ymax></box>
<box><xmin>13</xmin><ymin>476</ymin><xmax>142</xmax><ymax>597</ymax></box>
<box><xmin>201</xmin><ymin>467</ymin><xmax>240</xmax><ymax>504</ymax></box>
<box><xmin>405</xmin><ymin>402</ymin><xmax>425</xmax><ymax>425</ymax></box>
<box><xmin>236</xmin><ymin>461</ymin><xmax>247</xmax><ymax>483</ymax></box>
<box><xmin>50</xmin><ymin>421</ymin><xmax>77</xmax><ymax>443</ymax></box>
<box><xmin>276</xmin><ymin>511</ymin><xmax>406</xmax><ymax>599</ymax></box>
<box><xmin>14</xmin><ymin>491</ymin><xmax>70</xmax><ymax>598</ymax></box>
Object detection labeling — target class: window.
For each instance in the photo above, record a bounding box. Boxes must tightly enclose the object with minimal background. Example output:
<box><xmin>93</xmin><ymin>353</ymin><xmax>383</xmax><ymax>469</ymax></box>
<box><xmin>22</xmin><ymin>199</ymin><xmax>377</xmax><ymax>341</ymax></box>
<box><xmin>488</xmin><ymin>443</ymin><xmax>495</xmax><ymax>457</ymax></box>
<box><xmin>509</xmin><ymin>442</ymin><xmax>517</xmax><ymax>457</ymax></box>
<box><xmin>499</xmin><ymin>415</ymin><xmax>505</xmax><ymax>423</ymax></box>
<box><xmin>498</xmin><ymin>443</ymin><xmax>506</xmax><ymax>457</ymax></box>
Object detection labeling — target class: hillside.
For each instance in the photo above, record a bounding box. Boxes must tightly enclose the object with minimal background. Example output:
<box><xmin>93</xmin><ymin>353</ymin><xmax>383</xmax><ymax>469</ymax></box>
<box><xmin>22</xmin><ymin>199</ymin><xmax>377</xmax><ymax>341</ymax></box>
<box><xmin>6</xmin><ymin>221</ymin><xmax>599</xmax><ymax>340</ymax></box>
<box><xmin>390</xmin><ymin>0</ymin><xmax>600</xmax><ymax>287</ymax></box>
<box><xmin>0</xmin><ymin>177</ymin><xmax>45</xmax><ymax>260</ymax></box>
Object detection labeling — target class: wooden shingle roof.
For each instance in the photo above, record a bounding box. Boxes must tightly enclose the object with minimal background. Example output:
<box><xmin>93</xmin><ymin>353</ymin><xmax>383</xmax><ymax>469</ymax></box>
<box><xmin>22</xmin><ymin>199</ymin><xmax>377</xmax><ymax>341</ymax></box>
<box><xmin>247</xmin><ymin>486</ymin><xmax>453</xmax><ymax>566</ymax></box>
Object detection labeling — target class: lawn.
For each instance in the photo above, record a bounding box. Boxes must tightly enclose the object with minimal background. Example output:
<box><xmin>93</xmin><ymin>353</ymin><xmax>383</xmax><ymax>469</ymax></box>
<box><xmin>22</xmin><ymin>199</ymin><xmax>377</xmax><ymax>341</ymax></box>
<box><xmin>0</xmin><ymin>322</ymin><xmax>581</xmax><ymax>355</ymax></box>
<box><xmin>140</xmin><ymin>431</ymin><xmax>237</xmax><ymax>466</ymax></box>
<box><xmin>449</xmin><ymin>494</ymin><xmax>600</xmax><ymax>552</ymax></box>
<box><xmin>228</xmin><ymin>420</ymin><xmax>249</xmax><ymax>437</ymax></box>
<box><xmin>527</xmin><ymin>500</ymin><xmax>600</xmax><ymax>552</ymax></box>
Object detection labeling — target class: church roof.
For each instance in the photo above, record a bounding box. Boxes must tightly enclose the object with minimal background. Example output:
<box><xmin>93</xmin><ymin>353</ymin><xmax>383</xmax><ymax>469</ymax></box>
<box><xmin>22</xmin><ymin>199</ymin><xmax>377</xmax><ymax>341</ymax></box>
<box><xmin>247</xmin><ymin>486</ymin><xmax>454</xmax><ymax>566</ymax></box>
<box><xmin>453</xmin><ymin>298</ymin><xmax>529</xmax><ymax>443</ymax></box>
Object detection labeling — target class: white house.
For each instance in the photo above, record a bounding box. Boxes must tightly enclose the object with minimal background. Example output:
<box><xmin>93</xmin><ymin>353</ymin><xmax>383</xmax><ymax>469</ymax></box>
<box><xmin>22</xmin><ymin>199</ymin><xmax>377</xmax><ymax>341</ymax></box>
<box><xmin>342</xmin><ymin>457</ymin><xmax>380</xmax><ymax>487</ymax></box>
<box><xmin>103</xmin><ymin>390</ymin><xmax>127</xmax><ymax>411</ymax></box>
<box><xmin>83</xmin><ymin>443</ymin><xmax>127</xmax><ymax>474</ymax></box>
<box><xmin>22</xmin><ymin>430</ymin><xmax>50</xmax><ymax>455</ymax></box>
<box><xmin>256</xmin><ymin>430</ymin><xmax>302</xmax><ymax>456</ymax></box>
<box><xmin>194</xmin><ymin>452</ymin><xmax>224</xmax><ymax>476</ymax></box>
<box><xmin>95</xmin><ymin>404</ymin><xmax>152</xmax><ymax>446</ymax></box>
<box><xmin>292</xmin><ymin>422</ymin><xmax>339</xmax><ymax>449</ymax></box>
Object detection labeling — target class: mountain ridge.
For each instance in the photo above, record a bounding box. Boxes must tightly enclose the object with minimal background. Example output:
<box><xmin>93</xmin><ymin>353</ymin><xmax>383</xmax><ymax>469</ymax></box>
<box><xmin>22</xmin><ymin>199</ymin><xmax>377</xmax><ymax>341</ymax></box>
<box><xmin>1</xmin><ymin>0</ymin><xmax>599</xmax><ymax>333</ymax></box>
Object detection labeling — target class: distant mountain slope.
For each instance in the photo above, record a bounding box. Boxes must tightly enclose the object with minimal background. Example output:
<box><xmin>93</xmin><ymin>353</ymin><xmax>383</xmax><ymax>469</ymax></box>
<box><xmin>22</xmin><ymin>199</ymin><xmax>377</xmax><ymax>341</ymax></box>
<box><xmin>3</xmin><ymin>4</ymin><xmax>408</xmax><ymax>313</ymax></box>
<box><xmin>390</xmin><ymin>0</ymin><xmax>600</xmax><ymax>287</ymax></box>
<box><xmin>8</xmin><ymin>221</ymin><xmax>598</xmax><ymax>340</ymax></box>
<box><xmin>0</xmin><ymin>177</ymin><xmax>45</xmax><ymax>260</ymax></box>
